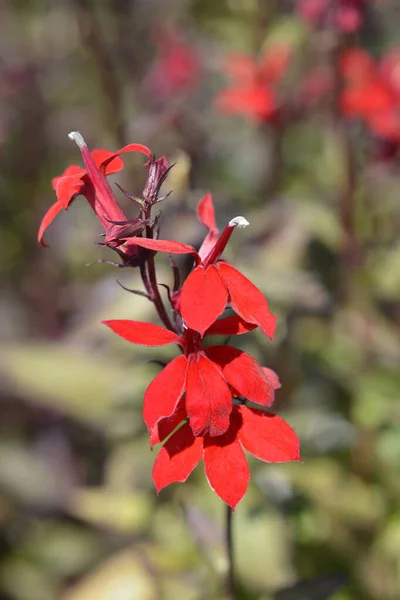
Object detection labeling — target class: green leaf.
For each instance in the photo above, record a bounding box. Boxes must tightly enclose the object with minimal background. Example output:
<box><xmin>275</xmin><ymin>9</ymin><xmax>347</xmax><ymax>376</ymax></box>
<box><xmin>0</xmin><ymin>343</ymin><xmax>148</xmax><ymax>426</ymax></box>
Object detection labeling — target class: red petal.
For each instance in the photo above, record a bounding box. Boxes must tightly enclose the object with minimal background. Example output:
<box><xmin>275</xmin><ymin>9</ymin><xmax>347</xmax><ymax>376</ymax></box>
<box><xmin>216</xmin><ymin>86</ymin><xmax>276</xmax><ymax>121</ymax></box>
<box><xmin>225</xmin><ymin>54</ymin><xmax>258</xmax><ymax>83</ymax></box>
<box><xmin>150</xmin><ymin>403</ymin><xmax>187</xmax><ymax>446</ymax></box>
<box><xmin>51</xmin><ymin>165</ymin><xmax>86</xmax><ymax>191</ymax></box>
<box><xmin>205</xmin><ymin>315</ymin><xmax>257</xmax><ymax>337</ymax></box>
<box><xmin>197</xmin><ymin>192</ymin><xmax>217</xmax><ymax>232</ymax></box>
<box><xmin>180</xmin><ymin>265</ymin><xmax>228</xmax><ymax>336</ymax></box>
<box><xmin>144</xmin><ymin>355</ymin><xmax>188</xmax><ymax>433</ymax></box>
<box><xmin>126</xmin><ymin>237</ymin><xmax>199</xmax><ymax>257</ymax></box>
<box><xmin>260</xmin><ymin>45</ymin><xmax>291</xmax><ymax>83</ymax></box>
<box><xmin>38</xmin><ymin>201</ymin><xmax>64</xmax><ymax>247</ymax></box>
<box><xmin>91</xmin><ymin>149</ymin><xmax>124</xmax><ymax>175</ymax></box>
<box><xmin>217</xmin><ymin>261</ymin><xmax>277</xmax><ymax>339</ymax></box>
<box><xmin>54</xmin><ymin>173</ymin><xmax>86</xmax><ymax>209</ymax></box>
<box><xmin>239</xmin><ymin>406</ymin><xmax>300</xmax><ymax>462</ymax></box>
<box><xmin>186</xmin><ymin>353</ymin><xmax>232</xmax><ymax>437</ymax></box>
<box><xmin>99</xmin><ymin>143</ymin><xmax>152</xmax><ymax>172</ymax></box>
<box><xmin>102</xmin><ymin>320</ymin><xmax>182</xmax><ymax>346</ymax></box>
<box><xmin>262</xmin><ymin>367</ymin><xmax>281</xmax><ymax>390</ymax></box>
<box><xmin>204</xmin><ymin>416</ymin><xmax>249</xmax><ymax>509</ymax></box>
<box><xmin>198</xmin><ymin>230</ymin><xmax>221</xmax><ymax>262</ymax></box>
<box><xmin>339</xmin><ymin>48</ymin><xmax>375</xmax><ymax>81</ymax></box>
<box><xmin>206</xmin><ymin>346</ymin><xmax>274</xmax><ymax>407</ymax></box>
<box><xmin>153</xmin><ymin>422</ymin><xmax>203</xmax><ymax>493</ymax></box>
<box><xmin>197</xmin><ymin>193</ymin><xmax>220</xmax><ymax>262</ymax></box>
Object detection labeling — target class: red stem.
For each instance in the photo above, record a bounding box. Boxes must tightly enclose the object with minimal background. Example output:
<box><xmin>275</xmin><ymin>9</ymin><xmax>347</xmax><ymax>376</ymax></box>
<box><xmin>140</xmin><ymin>205</ymin><xmax>175</xmax><ymax>332</ymax></box>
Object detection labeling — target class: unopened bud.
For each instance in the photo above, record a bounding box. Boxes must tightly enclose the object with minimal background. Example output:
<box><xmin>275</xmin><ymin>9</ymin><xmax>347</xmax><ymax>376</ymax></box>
<box><xmin>143</xmin><ymin>155</ymin><xmax>172</xmax><ymax>204</ymax></box>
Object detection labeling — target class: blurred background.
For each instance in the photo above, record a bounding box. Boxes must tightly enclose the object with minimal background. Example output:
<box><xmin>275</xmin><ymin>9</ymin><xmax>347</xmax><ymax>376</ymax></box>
<box><xmin>1</xmin><ymin>1</ymin><xmax>400</xmax><ymax>599</ymax></box>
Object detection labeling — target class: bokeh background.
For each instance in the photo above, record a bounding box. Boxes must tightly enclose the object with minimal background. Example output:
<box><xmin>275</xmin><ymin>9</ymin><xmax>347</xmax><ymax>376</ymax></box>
<box><xmin>1</xmin><ymin>1</ymin><xmax>400</xmax><ymax>599</ymax></box>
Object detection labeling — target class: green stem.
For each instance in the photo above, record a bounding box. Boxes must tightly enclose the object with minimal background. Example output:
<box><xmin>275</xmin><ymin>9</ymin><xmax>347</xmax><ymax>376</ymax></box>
<box><xmin>225</xmin><ymin>505</ymin><xmax>236</xmax><ymax>599</ymax></box>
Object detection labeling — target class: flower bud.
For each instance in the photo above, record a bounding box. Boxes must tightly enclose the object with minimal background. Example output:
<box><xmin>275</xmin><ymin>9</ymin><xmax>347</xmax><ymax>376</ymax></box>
<box><xmin>143</xmin><ymin>155</ymin><xmax>171</xmax><ymax>204</ymax></box>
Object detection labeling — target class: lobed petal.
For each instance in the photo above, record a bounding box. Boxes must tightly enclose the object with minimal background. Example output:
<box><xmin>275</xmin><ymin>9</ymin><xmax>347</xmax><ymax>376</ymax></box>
<box><xmin>205</xmin><ymin>315</ymin><xmax>257</xmax><ymax>337</ymax></box>
<box><xmin>204</xmin><ymin>414</ymin><xmax>249</xmax><ymax>510</ymax></box>
<box><xmin>238</xmin><ymin>405</ymin><xmax>301</xmax><ymax>463</ymax></box>
<box><xmin>206</xmin><ymin>346</ymin><xmax>275</xmax><ymax>407</ymax></box>
<box><xmin>99</xmin><ymin>143</ymin><xmax>152</xmax><ymax>172</ymax></box>
<box><xmin>38</xmin><ymin>201</ymin><xmax>64</xmax><ymax>247</ymax></box>
<box><xmin>53</xmin><ymin>173</ymin><xmax>86</xmax><ymax>209</ymax></box>
<box><xmin>152</xmin><ymin>422</ymin><xmax>203</xmax><ymax>493</ymax></box>
<box><xmin>180</xmin><ymin>265</ymin><xmax>228</xmax><ymax>336</ymax></box>
<box><xmin>198</xmin><ymin>230</ymin><xmax>221</xmax><ymax>262</ymax></box>
<box><xmin>144</xmin><ymin>355</ymin><xmax>188</xmax><ymax>433</ymax></box>
<box><xmin>126</xmin><ymin>237</ymin><xmax>199</xmax><ymax>257</ymax></box>
<box><xmin>150</xmin><ymin>403</ymin><xmax>187</xmax><ymax>446</ymax></box>
<box><xmin>217</xmin><ymin>261</ymin><xmax>277</xmax><ymax>339</ymax></box>
<box><xmin>92</xmin><ymin>149</ymin><xmax>124</xmax><ymax>175</ymax></box>
<box><xmin>51</xmin><ymin>164</ymin><xmax>86</xmax><ymax>191</ymax></box>
<box><xmin>197</xmin><ymin>192</ymin><xmax>220</xmax><ymax>262</ymax></box>
<box><xmin>102</xmin><ymin>320</ymin><xmax>182</xmax><ymax>346</ymax></box>
<box><xmin>262</xmin><ymin>367</ymin><xmax>281</xmax><ymax>390</ymax></box>
<box><xmin>196</xmin><ymin>191</ymin><xmax>217</xmax><ymax>232</ymax></box>
<box><xmin>186</xmin><ymin>353</ymin><xmax>232</xmax><ymax>437</ymax></box>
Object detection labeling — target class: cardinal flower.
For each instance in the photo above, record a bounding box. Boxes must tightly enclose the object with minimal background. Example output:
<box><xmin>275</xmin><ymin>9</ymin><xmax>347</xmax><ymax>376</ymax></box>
<box><xmin>103</xmin><ymin>315</ymin><xmax>276</xmax><ymax>438</ymax></box>
<box><xmin>144</xmin><ymin>25</ymin><xmax>199</xmax><ymax>104</ymax></box>
<box><xmin>38</xmin><ymin>132</ymin><xmax>151</xmax><ymax>251</ymax></box>
<box><xmin>340</xmin><ymin>49</ymin><xmax>400</xmax><ymax>141</ymax></box>
<box><xmin>120</xmin><ymin>193</ymin><xmax>277</xmax><ymax>338</ymax></box>
<box><xmin>151</xmin><ymin>400</ymin><xmax>300</xmax><ymax>509</ymax></box>
<box><xmin>215</xmin><ymin>45</ymin><xmax>291</xmax><ymax>123</ymax></box>
<box><xmin>298</xmin><ymin>0</ymin><xmax>368</xmax><ymax>33</ymax></box>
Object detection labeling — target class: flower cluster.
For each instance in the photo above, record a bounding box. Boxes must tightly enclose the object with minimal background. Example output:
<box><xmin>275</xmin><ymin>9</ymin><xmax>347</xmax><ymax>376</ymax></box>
<box><xmin>39</xmin><ymin>133</ymin><xmax>300</xmax><ymax>509</ymax></box>
<box><xmin>215</xmin><ymin>40</ymin><xmax>400</xmax><ymax>160</ymax></box>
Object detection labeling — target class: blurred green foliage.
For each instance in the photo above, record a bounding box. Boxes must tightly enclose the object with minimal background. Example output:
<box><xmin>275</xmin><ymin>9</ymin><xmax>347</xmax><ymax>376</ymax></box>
<box><xmin>0</xmin><ymin>1</ymin><xmax>399</xmax><ymax>599</ymax></box>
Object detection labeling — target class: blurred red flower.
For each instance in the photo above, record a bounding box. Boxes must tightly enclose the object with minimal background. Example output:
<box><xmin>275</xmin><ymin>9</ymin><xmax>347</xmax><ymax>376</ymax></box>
<box><xmin>103</xmin><ymin>317</ymin><xmax>275</xmax><ymax>438</ymax></box>
<box><xmin>145</xmin><ymin>25</ymin><xmax>199</xmax><ymax>102</ymax></box>
<box><xmin>340</xmin><ymin>48</ymin><xmax>400</xmax><ymax>141</ymax></box>
<box><xmin>151</xmin><ymin>401</ymin><xmax>300</xmax><ymax>509</ymax></box>
<box><xmin>298</xmin><ymin>0</ymin><xmax>367</xmax><ymax>33</ymax></box>
<box><xmin>215</xmin><ymin>45</ymin><xmax>291</xmax><ymax>122</ymax></box>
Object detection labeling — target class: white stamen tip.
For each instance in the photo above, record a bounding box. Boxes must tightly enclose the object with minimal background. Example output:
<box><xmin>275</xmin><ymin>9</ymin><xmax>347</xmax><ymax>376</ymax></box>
<box><xmin>68</xmin><ymin>131</ymin><xmax>86</xmax><ymax>148</ymax></box>
<box><xmin>229</xmin><ymin>216</ymin><xmax>249</xmax><ymax>229</ymax></box>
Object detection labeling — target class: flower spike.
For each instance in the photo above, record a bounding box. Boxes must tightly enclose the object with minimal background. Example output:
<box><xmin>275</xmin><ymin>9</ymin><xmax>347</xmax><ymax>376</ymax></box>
<box><xmin>40</xmin><ymin>136</ymin><xmax>299</xmax><ymax>510</ymax></box>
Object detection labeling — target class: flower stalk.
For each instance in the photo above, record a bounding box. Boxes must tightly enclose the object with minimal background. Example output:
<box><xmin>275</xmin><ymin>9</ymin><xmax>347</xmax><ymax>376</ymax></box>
<box><xmin>225</xmin><ymin>505</ymin><xmax>236</xmax><ymax>599</ymax></box>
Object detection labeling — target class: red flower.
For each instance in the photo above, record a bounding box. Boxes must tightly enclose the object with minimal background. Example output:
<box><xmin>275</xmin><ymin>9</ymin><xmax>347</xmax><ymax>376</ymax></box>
<box><xmin>215</xmin><ymin>46</ymin><xmax>291</xmax><ymax>122</ymax></box>
<box><xmin>298</xmin><ymin>0</ymin><xmax>367</xmax><ymax>33</ymax></box>
<box><xmin>144</xmin><ymin>25</ymin><xmax>199</xmax><ymax>103</ymax></box>
<box><xmin>38</xmin><ymin>132</ymin><xmax>151</xmax><ymax>248</ymax></box>
<box><xmin>151</xmin><ymin>402</ymin><xmax>300</xmax><ymax>509</ymax></box>
<box><xmin>340</xmin><ymin>49</ymin><xmax>400</xmax><ymax>141</ymax></box>
<box><xmin>102</xmin><ymin>316</ymin><xmax>276</xmax><ymax>438</ymax></box>
<box><xmin>121</xmin><ymin>193</ymin><xmax>277</xmax><ymax>338</ymax></box>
